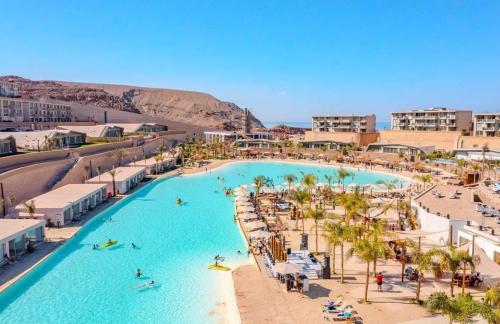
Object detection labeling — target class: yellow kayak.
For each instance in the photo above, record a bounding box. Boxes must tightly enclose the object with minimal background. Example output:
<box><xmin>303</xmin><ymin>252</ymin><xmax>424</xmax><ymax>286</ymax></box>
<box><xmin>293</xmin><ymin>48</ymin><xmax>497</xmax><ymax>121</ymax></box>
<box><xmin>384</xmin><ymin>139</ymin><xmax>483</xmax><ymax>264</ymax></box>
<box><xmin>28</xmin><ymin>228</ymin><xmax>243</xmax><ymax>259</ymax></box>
<box><xmin>102</xmin><ymin>240</ymin><xmax>118</xmax><ymax>248</ymax></box>
<box><xmin>208</xmin><ymin>264</ymin><xmax>231</xmax><ymax>271</ymax></box>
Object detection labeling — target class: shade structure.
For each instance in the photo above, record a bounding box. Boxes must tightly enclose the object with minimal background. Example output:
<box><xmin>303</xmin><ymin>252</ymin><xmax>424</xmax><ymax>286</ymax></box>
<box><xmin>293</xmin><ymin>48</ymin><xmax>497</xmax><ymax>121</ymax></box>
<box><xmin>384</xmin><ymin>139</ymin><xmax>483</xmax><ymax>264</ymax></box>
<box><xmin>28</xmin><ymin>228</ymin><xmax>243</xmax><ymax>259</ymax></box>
<box><xmin>239</xmin><ymin>212</ymin><xmax>258</xmax><ymax>221</ymax></box>
<box><xmin>248</xmin><ymin>230</ymin><xmax>271</xmax><ymax>239</ymax></box>
<box><xmin>273</xmin><ymin>262</ymin><xmax>303</xmax><ymax>275</ymax></box>
<box><xmin>236</xmin><ymin>201</ymin><xmax>253</xmax><ymax>207</ymax></box>
<box><xmin>237</xmin><ymin>206</ymin><xmax>255</xmax><ymax>213</ymax></box>
<box><xmin>244</xmin><ymin>221</ymin><xmax>267</xmax><ymax>231</ymax></box>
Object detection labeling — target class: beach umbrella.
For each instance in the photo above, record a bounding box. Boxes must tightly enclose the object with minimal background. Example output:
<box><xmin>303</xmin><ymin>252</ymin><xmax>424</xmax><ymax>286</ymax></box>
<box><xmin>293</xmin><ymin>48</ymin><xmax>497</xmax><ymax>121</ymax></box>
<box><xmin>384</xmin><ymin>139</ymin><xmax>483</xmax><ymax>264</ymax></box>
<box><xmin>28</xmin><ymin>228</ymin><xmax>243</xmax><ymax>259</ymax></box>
<box><xmin>248</xmin><ymin>230</ymin><xmax>271</xmax><ymax>239</ymax></box>
<box><xmin>239</xmin><ymin>213</ymin><xmax>258</xmax><ymax>221</ymax></box>
<box><xmin>273</xmin><ymin>262</ymin><xmax>303</xmax><ymax>275</ymax></box>
<box><xmin>238</xmin><ymin>206</ymin><xmax>255</xmax><ymax>213</ymax></box>
<box><xmin>236</xmin><ymin>201</ymin><xmax>253</xmax><ymax>207</ymax></box>
<box><xmin>261</xmin><ymin>187</ymin><xmax>274</xmax><ymax>194</ymax></box>
<box><xmin>244</xmin><ymin>221</ymin><xmax>267</xmax><ymax>231</ymax></box>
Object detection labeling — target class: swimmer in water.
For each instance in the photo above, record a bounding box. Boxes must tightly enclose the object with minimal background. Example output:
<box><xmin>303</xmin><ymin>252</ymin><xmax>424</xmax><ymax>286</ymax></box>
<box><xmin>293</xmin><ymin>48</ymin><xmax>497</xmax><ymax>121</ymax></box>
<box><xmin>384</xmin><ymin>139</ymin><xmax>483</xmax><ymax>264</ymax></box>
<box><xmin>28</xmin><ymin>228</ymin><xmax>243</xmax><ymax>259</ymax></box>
<box><xmin>132</xmin><ymin>243</ymin><xmax>137</xmax><ymax>248</ymax></box>
<box><xmin>176</xmin><ymin>198</ymin><xmax>182</xmax><ymax>205</ymax></box>
<box><xmin>136</xmin><ymin>269</ymin><xmax>142</xmax><ymax>278</ymax></box>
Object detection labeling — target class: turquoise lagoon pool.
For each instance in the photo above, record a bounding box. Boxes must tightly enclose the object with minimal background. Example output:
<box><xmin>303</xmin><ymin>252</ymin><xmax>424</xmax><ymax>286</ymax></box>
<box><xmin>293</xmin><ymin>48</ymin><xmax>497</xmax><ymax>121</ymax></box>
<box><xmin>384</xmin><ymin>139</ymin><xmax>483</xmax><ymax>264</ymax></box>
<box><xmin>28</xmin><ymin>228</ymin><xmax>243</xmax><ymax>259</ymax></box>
<box><xmin>0</xmin><ymin>161</ymin><xmax>408</xmax><ymax>324</ymax></box>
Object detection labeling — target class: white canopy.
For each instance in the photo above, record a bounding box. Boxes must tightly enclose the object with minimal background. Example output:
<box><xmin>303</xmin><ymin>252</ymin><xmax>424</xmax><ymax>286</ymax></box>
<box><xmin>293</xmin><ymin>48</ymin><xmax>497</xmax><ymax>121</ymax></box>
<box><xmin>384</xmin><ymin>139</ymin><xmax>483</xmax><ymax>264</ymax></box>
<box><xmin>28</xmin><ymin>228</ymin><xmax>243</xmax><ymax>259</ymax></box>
<box><xmin>248</xmin><ymin>230</ymin><xmax>271</xmax><ymax>239</ymax></box>
<box><xmin>244</xmin><ymin>221</ymin><xmax>267</xmax><ymax>231</ymax></box>
<box><xmin>239</xmin><ymin>213</ymin><xmax>258</xmax><ymax>221</ymax></box>
<box><xmin>273</xmin><ymin>262</ymin><xmax>303</xmax><ymax>275</ymax></box>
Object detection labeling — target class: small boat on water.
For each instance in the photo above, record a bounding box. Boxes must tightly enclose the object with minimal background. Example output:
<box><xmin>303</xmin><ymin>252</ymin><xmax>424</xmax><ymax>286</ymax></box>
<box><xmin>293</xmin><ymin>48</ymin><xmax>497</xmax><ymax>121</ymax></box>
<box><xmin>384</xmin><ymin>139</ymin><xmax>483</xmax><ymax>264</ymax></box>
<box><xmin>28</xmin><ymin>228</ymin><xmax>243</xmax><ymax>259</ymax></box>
<box><xmin>102</xmin><ymin>240</ymin><xmax>118</xmax><ymax>248</ymax></box>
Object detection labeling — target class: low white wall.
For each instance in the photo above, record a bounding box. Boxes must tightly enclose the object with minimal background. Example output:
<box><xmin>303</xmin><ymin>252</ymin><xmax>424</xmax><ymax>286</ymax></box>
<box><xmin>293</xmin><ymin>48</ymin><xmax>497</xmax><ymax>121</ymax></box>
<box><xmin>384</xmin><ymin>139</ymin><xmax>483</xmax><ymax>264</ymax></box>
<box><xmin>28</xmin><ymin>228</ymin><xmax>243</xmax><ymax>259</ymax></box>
<box><xmin>412</xmin><ymin>202</ymin><xmax>467</xmax><ymax>245</ymax></box>
<box><xmin>458</xmin><ymin>228</ymin><xmax>500</xmax><ymax>262</ymax></box>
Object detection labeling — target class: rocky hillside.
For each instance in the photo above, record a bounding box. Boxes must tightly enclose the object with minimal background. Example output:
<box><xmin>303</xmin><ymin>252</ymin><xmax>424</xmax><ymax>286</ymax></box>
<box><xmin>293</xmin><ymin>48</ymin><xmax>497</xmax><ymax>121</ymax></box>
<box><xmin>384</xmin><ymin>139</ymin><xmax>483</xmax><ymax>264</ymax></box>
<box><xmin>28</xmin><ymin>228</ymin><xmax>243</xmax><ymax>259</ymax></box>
<box><xmin>0</xmin><ymin>76</ymin><xmax>264</xmax><ymax>130</ymax></box>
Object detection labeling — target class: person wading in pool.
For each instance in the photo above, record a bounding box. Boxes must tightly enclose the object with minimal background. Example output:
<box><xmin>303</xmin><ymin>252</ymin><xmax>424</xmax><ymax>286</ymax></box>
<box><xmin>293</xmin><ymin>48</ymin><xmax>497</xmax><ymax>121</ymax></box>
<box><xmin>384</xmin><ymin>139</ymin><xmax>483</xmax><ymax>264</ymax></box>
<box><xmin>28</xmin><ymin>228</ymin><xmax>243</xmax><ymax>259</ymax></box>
<box><xmin>136</xmin><ymin>269</ymin><xmax>142</xmax><ymax>278</ymax></box>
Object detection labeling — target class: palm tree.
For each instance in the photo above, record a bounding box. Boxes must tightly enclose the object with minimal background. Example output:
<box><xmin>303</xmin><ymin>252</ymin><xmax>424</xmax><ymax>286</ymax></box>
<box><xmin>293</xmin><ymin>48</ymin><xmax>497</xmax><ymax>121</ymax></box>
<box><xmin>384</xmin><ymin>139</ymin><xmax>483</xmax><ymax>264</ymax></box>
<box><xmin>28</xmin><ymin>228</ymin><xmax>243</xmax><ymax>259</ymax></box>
<box><xmin>337</xmin><ymin>168</ymin><xmax>351</xmax><ymax>192</ymax></box>
<box><xmin>96</xmin><ymin>166</ymin><xmax>102</xmax><ymax>182</ymax></box>
<box><xmin>376</xmin><ymin>179</ymin><xmax>398</xmax><ymax>194</ymax></box>
<box><xmin>296</xmin><ymin>142</ymin><xmax>304</xmax><ymax>156</ymax></box>
<box><xmin>83</xmin><ymin>165</ymin><xmax>90</xmax><ymax>181</ymax></box>
<box><xmin>336</xmin><ymin>192</ymin><xmax>369</xmax><ymax>224</ymax></box>
<box><xmin>428</xmin><ymin>247</ymin><xmax>480</xmax><ymax>296</ymax></box>
<box><xmin>426</xmin><ymin>292</ymin><xmax>496</xmax><ymax>324</ymax></box>
<box><xmin>324</xmin><ymin>174</ymin><xmax>335</xmax><ymax>188</ymax></box>
<box><xmin>412</xmin><ymin>248</ymin><xmax>435</xmax><ymax>302</ymax></box>
<box><xmin>368</xmin><ymin>220</ymin><xmax>395</xmax><ymax>276</ymax></box>
<box><xmin>346</xmin><ymin>238</ymin><xmax>392</xmax><ymax>302</ymax></box>
<box><xmin>415</xmin><ymin>174</ymin><xmax>433</xmax><ymax>191</ymax></box>
<box><xmin>306</xmin><ymin>207</ymin><xmax>325</xmax><ymax>253</ymax></box>
<box><xmin>322</xmin><ymin>221</ymin><xmax>354</xmax><ymax>282</ymax></box>
<box><xmin>481</xmin><ymin>143</ymin><xmax>489</xmax><ymax>179</ymax></box>
<box><xmin>7</xmin><ymin>194</ymin><xmax>16</xmax><ymax>212</ymax></box>
<box><xmin>22</xmin><ymin>200</ymin><xmax>36</xmax><ymax>218</ymax></box>
<box><xmin>108</xmin><ymin>170</ymin><xmax>117</xmax><ymax>196</ymax></box>
<box><xmin>284</xmin><ymin>174</ymin><xmax>297</xmax><ymax>194</ymax></box>
<box><xmin>154</xmin><ymin>155</ymin><xmax>162</xmax><ymax>174</ymax></box>
<box><xmin>253</xmin><ymin>175</ymin><xmax>266</xmax><ymax>208</ymax></box>
<box><xmin>301</xmin><ymin>173</ymin><xmax>317</xmax><ymax>196</ymax></box>
<box><xmin>484</xmin><ymin>283</ymin><xmax>500</xmax><ymax>308</ymax></box>
<box><xmin>291</xmin><ymin>188</ymin><xmax>310</xmax><ymax>232</ymax></box>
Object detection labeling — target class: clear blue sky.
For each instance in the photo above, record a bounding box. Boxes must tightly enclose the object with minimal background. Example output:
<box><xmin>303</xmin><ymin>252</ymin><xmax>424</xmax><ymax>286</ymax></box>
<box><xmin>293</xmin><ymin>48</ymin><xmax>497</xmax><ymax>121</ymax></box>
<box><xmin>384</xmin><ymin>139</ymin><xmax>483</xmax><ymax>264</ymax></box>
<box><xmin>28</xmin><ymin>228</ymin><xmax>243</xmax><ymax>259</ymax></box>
<box><xmin>1</xmin><ymin>1</ymin><xmax>499</xmax><ymax>122</ymax></box>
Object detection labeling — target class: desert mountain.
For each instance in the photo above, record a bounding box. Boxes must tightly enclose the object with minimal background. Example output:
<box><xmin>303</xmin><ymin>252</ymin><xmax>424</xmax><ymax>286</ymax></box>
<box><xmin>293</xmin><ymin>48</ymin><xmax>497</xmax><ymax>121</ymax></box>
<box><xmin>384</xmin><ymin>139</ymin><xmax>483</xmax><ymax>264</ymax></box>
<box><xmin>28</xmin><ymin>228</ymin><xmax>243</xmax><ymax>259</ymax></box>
<box><xmin>0</xmin><ymin>76</ymin><xmax>264</xmax><ymax>130</ymax></box>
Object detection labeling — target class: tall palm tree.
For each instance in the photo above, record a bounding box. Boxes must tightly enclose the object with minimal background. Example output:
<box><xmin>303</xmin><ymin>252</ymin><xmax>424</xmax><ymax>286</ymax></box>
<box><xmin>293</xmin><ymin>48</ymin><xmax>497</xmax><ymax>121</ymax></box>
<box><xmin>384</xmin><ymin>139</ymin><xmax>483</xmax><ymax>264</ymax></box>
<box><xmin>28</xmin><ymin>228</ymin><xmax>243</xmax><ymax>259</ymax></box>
<box><xmin>96</xmin><ymin>166</ymin><xmax>102</xmax><ymax>182</ymax></box>
<box><xmin>481</xmin><ymin>143</ymin><xmax>489</xmax><ymax>179</ymax></box>
<box><xmin>253</xmin><ymin>175</ymin><xmax>266</xmax><ymax>209</ymax></box>
<box><xmin>367</xmin><ymin>220</ymin><xmax>395</xmax><ymax>276</ymax></box>
<box><xmin>336</xmin><ymin>192</ymin><xmax>369</xmax><ymax>224</ymax></box>
<box><xmin>8</xmin><ymin>194</ymin><xmax>16</xmax><ymax>212</ymax></box>
<box><xmin>412</xmin><ymin>248</ymin><xmax>436</xmax><ymax>302</ymax></box>
<box><xmin>22</xmin><ymin>200</ymin><xmax>36</xmax><ymax>218</ymax></box>
<box><xmin>428</xmin><ymin>247</ymin><xmax>480</xmax><ymax>296</ymax></box>
<box><xmin>83</xmin><ymin>165</ymin><xmax>90</xmax><ymax>181</ymax></box>
<box><xmin>346</xmin><ymin>238</ymin><xmax>393</xmax><ymax>302</ymax></box>
<box><xmin>306</xmin><ymin>207</ymin><xmax>325</xmax><ymax>253</ymax></box>
<box><xmin>324</xmin><ymin>174</ymin><xmax>335</xmax><ymax>188</ymax></box>
<box><xmin>284</xmin><ymin>174</ymin><xmax>297</xmax><ymax>194</ymax></box>
<box><xmin>301</xmin><ymin>173</ymin><xmax>318</xmax><ymax>196</ymax></box>
<box><xmin>291</xmin><ymin>188</ymin><xmax>310</xmax><ymax>232</ymax></box>
<box><xmin>322</xmin><ymin>221</ymin><xmax>354</xmax><ymax>283</ymax></box>
<box><xmin>337</xmin><ymin>168</ymin><xmax>352</xmax><ymax>192</ymax></box>
<box><xmin>154</xmin><ymin>155</ymin><xmax>162</xmax><ymax>174</ymax></box>
<box><xmin>108</xmin><ymin>170</ymin><xmax>117</xmax><ymax>196</ymax></box>
<box><xmin>376</xmin><ymin>179</ymin><xmax>398</xmax><ymax>194</ymax></box>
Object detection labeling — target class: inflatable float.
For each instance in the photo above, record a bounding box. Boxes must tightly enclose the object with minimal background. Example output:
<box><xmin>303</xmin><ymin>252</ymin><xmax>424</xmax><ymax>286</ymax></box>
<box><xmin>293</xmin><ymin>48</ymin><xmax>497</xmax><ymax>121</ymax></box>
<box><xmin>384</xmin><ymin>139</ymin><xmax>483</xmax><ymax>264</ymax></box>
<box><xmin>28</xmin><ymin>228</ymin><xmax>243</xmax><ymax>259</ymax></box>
<box><xmin>102</xmin><ymin>240</ymin><xmax>118</xmax><ymax>248</ymax></box>
<box><xmin>208</xmin><ymin>264</ymin><xmax>231</xmax><ymax>271</ymax></box>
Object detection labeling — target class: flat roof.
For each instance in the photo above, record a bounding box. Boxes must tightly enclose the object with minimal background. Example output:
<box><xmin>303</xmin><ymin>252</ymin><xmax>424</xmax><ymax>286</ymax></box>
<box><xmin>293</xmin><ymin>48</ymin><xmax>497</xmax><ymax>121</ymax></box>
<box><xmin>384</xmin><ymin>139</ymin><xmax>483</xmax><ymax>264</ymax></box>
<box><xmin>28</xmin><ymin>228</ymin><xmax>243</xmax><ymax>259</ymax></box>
<box><xmin>0</xmin><ymin>219</ymin><xmax>45</xmax><ymax>242</ymax></box>
<box><xmin>57</xmin><ymin>125</ymin><xmax>122</xmax><ymax>137</ymax></box>
<box><xmin>128</xmin><ymin>156</ymin><xmax>174</xmax><ymax>167</ymax></box>
<box><xmin>415</xmin><ymin>185</ymin><xmax>499</xmax><ymax>229</ymax></box>
<box><xmin>87</xmin><ymin>166</ymin><xmax>145</xmax><ymax>182</ymax></box>
<box><xmin>17</xmin><ymin>184</ymin><xmax>107</xmax><ymax>209</ymax></box>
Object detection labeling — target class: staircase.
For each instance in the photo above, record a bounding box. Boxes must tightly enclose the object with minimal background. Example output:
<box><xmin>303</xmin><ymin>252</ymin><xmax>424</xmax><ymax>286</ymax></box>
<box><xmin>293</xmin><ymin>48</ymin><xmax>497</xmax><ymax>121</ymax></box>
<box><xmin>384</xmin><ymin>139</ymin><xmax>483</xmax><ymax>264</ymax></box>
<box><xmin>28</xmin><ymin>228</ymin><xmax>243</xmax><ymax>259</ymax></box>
<box><xmin>47</xmin><ymin>158</ymin><xmax>80</xmax><ymax>190</ymax></box>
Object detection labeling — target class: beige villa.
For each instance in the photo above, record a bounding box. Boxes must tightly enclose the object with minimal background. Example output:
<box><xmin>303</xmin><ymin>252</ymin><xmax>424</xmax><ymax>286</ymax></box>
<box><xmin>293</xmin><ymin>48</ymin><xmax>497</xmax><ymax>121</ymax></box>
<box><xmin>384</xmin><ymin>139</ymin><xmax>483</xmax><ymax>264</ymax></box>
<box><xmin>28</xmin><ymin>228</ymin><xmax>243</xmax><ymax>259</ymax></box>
<box><xmin>0</xmin><ymin>218</ymin><xmax>45</xmax><ymax>264</ymax></box>
<box><xmin>0</xmin><ymin>134</ymin><xmax>17</xmax><ymax>156</ymax></box>
<box><xmin>15</xmin><ymin>184</ymin><xmax>107</xmax><ymax>226</ymax></box>
<box><xmin>87</xmin><ymin>166</ymin><xmax>146</xmax><ymax>195</ymax></box>
<box><xmin>57</xmin><ymin>124</ymin><xmax>124</xmax><ymax>138</ymax></box>
<box><xmin>3</xmin><ymin>129</ymin><xmax>86</xmax><ymax>151</ymax></box>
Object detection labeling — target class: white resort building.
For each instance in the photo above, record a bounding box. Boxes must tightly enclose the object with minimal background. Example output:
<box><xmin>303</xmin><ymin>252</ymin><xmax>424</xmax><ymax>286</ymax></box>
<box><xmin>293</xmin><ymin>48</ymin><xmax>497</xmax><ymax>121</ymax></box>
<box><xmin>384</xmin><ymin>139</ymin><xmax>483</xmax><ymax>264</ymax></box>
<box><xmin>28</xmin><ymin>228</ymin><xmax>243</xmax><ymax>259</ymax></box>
<box><xmin>473</xmin><ymin>113</ymin><xmax>500</xmax><ymax>137</ymax></box>
<box><xmin>87</xmin><ymin>166</ymin><xmax>146</xmax><ymax>195</ymax></box>
<box><xmin>128</xmin><ymin>156</ymin><xmax>175</xmax><ymax>174</ymax></box>
<box><xmin>311</xmin><ymin>114</ymin><xmax>376</xmax><ymax>133</ymax></box>
<box><xmin>57</xmin><ymin>125</ymin><xmax>124</xmax><ymax>138</ymax></box>
<box><xmin>0</xmin><ymin>97</ymin><xmax>72</xmax><ymax>123</ymax></box>
<box><xmin>15</xmin><ymin>184</ymin><xmax>108</xmax><ymax>226</ymax></box>
<box><xmin>204</xmin><ymin>131</ymin><xmax>273</xmax><ymax>144</ymax></box>
<box><xmin>3</xmin><ymin>129</ymin><xmax>86</xmax><ymax>150</ymax></box>
<box><xmin>391</xmin><ymin>107</ymin><xmax>472</xmax><ymax>132</ymax></box>
<box><xmin>108</xmin><ymin>123</ymin><xmax>167</xmax><ymax>134</ymax></box>
<box><xmin>0</xmin><ymin>219</ymin><xmax>45</xmax><ymax>264</ymax></box>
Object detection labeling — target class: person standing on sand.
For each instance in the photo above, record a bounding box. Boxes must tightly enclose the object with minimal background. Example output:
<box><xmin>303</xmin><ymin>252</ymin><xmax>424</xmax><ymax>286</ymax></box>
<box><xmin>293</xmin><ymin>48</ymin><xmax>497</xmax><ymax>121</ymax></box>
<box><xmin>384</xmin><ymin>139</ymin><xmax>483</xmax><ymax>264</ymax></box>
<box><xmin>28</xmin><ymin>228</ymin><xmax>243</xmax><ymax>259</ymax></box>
<box><xmin>376</xmin><ymin>272</ymin><xmax>384</xmax><ymax>291</ymax></box>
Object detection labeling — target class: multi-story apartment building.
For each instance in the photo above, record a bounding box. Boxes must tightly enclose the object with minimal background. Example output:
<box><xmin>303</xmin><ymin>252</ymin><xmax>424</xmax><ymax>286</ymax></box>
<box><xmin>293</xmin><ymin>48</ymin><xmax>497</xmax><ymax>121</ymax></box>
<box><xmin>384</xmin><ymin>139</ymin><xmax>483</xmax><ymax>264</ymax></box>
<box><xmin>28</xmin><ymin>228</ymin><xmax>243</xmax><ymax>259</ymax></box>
<box><xmin>312</xmin><ymin>114</ymin><xmax>376</xmax><ymax>133</ymax></box>
<box><xmin>0</xmin><ymin>82</ymin><xmax>20</xmax><ymax>97</ymax></box>
<box><xmin>0</xmin><ymin>97</ymin><xmax>72</xmax><ymax>123</ymax></box>
<box><xmin>391</xmin><ymin>107</ymin><xmax>472</xmax><ymax>132</ymax></box>
<box><xmin>473</xmin><ymin>113</ymin><xmax>500</xmax><ymax>137</ymax></box>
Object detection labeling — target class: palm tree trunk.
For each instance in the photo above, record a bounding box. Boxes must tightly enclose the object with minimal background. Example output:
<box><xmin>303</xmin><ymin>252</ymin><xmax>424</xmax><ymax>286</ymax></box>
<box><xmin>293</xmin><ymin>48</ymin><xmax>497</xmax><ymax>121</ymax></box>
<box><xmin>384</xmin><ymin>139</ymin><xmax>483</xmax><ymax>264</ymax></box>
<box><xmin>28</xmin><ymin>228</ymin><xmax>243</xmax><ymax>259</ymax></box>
<box><xmin>416</xmin><ymin>274</ymin><xmax>422</xmax><ymax>302</ymax></box>
<box><xmin>315</xmin><ymin>221</ymin><xmax>319</xmax><ymax>253</ymax></box>
<box><xmin>373</xmin><ymin>258</ymin><xmax>377</xmax><ymax>277</ymax></box>
<box><xmin>450</xmin><ymin>271</ymin><xmax>455</xmax><ymax>297</ymax></box>
<box><xmin>340</xmin><ymin>243</ymin><xmax>344</xmax><ymax>283</ymax></box>
<box><xmin>461</xmin><ymin>266</ymin><xmax>466</xmax><ymax>295</ymax></box>
<box><xmin>364</xmin><ymin>262</ymin><xmax>370</xmax><ymax>302</ymax></box>
<box><xmin>332</xmin><ymin>244</ymin><xmax>336</xmax><ymax>274</ymax></box>
<box><xmin>301</xmin><ymin>207</ymin><xmax>305</xmax><ymax>234</ymax></box>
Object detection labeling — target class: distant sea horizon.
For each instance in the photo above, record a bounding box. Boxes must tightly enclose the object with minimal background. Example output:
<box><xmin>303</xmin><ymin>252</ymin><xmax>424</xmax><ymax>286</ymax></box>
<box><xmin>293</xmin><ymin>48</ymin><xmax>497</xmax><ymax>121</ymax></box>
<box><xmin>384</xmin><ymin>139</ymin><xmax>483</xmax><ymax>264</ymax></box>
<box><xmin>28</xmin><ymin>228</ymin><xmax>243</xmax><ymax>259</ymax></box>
<box><xmin>263</xmin><ymin>120</ymin><xmax>391</xmax><ymax>130</ymax></box>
